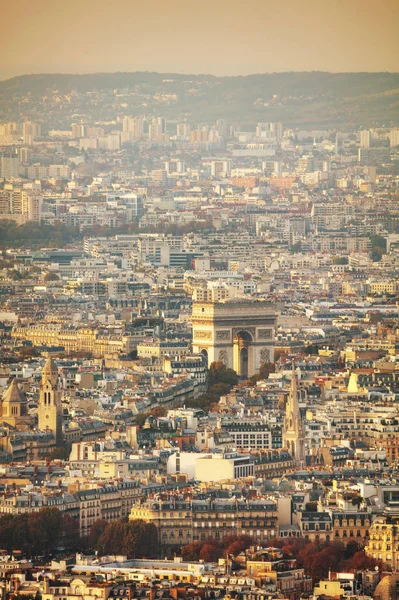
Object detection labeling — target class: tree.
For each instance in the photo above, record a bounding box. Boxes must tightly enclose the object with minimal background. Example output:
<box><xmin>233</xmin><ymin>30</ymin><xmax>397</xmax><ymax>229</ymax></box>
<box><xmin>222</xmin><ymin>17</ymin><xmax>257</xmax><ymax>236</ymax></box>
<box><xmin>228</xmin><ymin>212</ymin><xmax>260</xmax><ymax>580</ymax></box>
<box><xmin>370</xmin><ymin>234</ymin><xmax>387</xmax><ymax>262</ymax></box>
<box><xmin>332</xmin><ymin>256</ymin><xmax>348</xmax><ymax>265</ymax></box>
<box><xmin>45</xmin><ymin>447</ymin><xmax>70</xmax><ymax>461</ymax></box>
<box><xmin>8</xmin><ymin>269</ymin><xmax>23</xmax><ymax>280</ymax></box>
<box><xmin>44</xmin><ymin>272</ymin><xmax>60</xmax><ymax>282</ymax></box>
<box><xmin>28</xmin><ymin>507</ymin><xmax>62</xmax><ymax>556</ymax></box>
<box><xmin>97</xmin><ymin>519</ymin><xmax>158</xmax><ymax>558</ymax></box>
<box><xmin>199</xmin><ymin>542</ymin><xmax>223</xmax><ymax>562</ymax></box>
<box><xmin>343</xmin><ymin>550</ymin><xmax>380</xmax><ymax>571</ymax></box>
<box><xmin>249</xmin><ymin>362</ymin><xmax>275</xmax><ymax>385</ymax></box>
<box><xmin>61</xmin><ymin>514</ymin><xmax>80</xmax><ymax>549</ymax></box>
<box><xmin>182</xmin><ymin>541</ymin><xmax>202</xmax><ymax>561</ymax></box>
<box><xmin>208</xmin><ymin>362</ymin><xmax>238</xmax><ymax>387</ymax></box>
<box><xmin>135</xmin><ymin>406</ymin><xmax>167</xmax><ymax>428</ymax></box>
<box><xmin>19</xmin><ymin>346</ymin><xmax>40</xmax><ymax>359</ymax></box>
<box><xmin>88</xmin><ymin>519</ymin><xmax>108</xmax><ymax>550</ymax></box>
<box><xmin>351</xmin><ymin>495</ymin><xmax>363</xmax><ymax>508</ymax></box>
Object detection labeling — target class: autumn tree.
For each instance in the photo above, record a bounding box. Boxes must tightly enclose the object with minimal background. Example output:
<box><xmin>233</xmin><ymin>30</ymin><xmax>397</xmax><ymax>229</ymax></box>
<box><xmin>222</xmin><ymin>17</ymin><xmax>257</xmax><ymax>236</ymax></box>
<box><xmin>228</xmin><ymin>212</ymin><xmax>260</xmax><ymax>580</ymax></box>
<box><xmin>248</xmin><ymin>362</ymin><xmax>276</xmax><ymax>385</ymax></box>
<box><xmin>181</xmin><ymin>541</ymin><xmax>202</xmax><ymax>561</ymax></box>
<box><xmin>199</xmin><ymin>542</ymin><xmax>223</xmax><ymax>562</ymax></box>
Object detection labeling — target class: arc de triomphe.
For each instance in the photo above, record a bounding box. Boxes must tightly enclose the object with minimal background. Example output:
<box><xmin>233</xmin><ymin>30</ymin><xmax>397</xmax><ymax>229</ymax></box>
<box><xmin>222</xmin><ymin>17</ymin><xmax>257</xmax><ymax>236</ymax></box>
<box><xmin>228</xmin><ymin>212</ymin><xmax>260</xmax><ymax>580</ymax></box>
<box><xmin>192</xmin><ymin>299</ymin><xmax>277</xmax><ymax>378</ymax></box>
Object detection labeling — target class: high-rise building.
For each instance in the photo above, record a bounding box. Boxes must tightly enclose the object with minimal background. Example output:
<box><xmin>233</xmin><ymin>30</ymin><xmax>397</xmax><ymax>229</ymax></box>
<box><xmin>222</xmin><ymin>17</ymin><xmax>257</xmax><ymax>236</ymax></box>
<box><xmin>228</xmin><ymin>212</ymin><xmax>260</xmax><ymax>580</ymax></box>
<box><xmin>19</xmin><ymin>147</ymin><xmax>31</xmax><ymax>164</ymax></box>
<box><xmin>37</xmin><ymin>356</ymin><xmax>63</xmax><ymax>447</ymax></box>
<box><xmin>390</xmin><ymin>129</ymin><xmax>399</xmax><ymax>148</ymax></box>
<box><xmin>71</xmin><ymin>123</ymin><xmax>88</xmax><ymax>138</ymax></box>
<box><xmin>211</xmin><ymin>159</ymin><xmax>231</xmax><ymax>178</ymax></box>
<box><xmin>176</xmin><ymin>123</ymin><xmax>191</xmax><ymax>138</ymax></box>
<box><xmin>22</xmin><ymin>193</ymin><xmax>42</xmax><ymax>222</ymax></box>
<box><xmin>360</xmin><ymin>130</ymin><xmax>371</xmax><ymax>148</ymax></box>
<box><xmin>148</xmin><ymin>117</ymin><xmax>166</xmax><ymax>140</ymax></box>
<box><xmin>0</xmin><ymin>153</ymin><xmax>20</xmax><ymax>179</ymax></box>
<box><xmin>0</xmin><ymin>191</ymin><xmax>9</xmax><ymax>214</ymax></box>
<box><xmin>22</xmin><ymin>121</ymin><xmax>41</xmax><ymax>144</ymax></box>
<box><xmin>122</xmin><ymin>115</ymin><xmax>145</xmax><ymax>141</ymax></box>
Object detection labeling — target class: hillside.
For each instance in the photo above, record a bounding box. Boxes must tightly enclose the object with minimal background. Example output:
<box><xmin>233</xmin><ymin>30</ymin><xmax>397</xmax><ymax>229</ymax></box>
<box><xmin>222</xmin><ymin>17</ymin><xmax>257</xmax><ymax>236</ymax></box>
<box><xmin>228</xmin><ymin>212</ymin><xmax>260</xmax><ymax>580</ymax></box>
<box><xmin>0</xmin><ymin>71</ymin><xmax>399</xmax><ymax>127</ymax></box>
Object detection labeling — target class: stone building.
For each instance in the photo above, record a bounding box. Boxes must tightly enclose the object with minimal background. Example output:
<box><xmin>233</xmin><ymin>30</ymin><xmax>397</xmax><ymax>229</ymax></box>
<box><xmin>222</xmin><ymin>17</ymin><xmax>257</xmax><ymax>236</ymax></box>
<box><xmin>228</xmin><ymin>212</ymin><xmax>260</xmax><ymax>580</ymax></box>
<box><xmin>130</xmin><ymin>496</ymin><xmax>278</xmax><ymax>552</ymax></box>
<box><xmin>38</xmin><ymin>356</ymin><xmax>63</xmax><ymax>447</ymax></box>
<box><xmin>282</xmin><ymin>362</ymin><xmax>306</xmax><ymax>466</ymax></box>
<box><xmin>192</xmin><ymin>299</ymin><xmax>277</xmax><ymax>377</ymax></box>
<box><xmin>366</xmin><ymin>515</ymin><xmax>399</xmax><ymax>570</ymax></box>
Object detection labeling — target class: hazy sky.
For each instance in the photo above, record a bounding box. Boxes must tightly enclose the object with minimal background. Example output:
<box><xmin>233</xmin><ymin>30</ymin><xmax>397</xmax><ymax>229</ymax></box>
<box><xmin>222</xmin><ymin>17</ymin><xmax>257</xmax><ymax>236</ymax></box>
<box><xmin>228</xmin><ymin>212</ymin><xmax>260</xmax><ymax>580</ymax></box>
<box><xmin>2</xmin><ymin>0</ymin><xmax>399</xmax><ymax>80</ymax></box>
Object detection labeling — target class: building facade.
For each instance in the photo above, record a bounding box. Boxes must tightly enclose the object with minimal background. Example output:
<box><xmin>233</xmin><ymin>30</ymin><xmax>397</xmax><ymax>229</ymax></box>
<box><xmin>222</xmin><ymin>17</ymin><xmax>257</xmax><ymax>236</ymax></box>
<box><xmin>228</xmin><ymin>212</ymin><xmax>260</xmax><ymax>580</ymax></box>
<box><xmin>192</xmin><ymin>299</ymin><xmax>277</xmax><ymax>377</ymax></box>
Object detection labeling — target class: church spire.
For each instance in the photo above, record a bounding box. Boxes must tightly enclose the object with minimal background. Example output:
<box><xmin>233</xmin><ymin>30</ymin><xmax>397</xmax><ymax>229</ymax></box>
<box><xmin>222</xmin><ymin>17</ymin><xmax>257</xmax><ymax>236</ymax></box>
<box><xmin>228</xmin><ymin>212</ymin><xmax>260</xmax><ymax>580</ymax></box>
<box><xmin>283</xmin><ymin>360</ymin><xmax>306</xmax><ymax>466</ymax></box>
<box><xmin>42</xmin><ymin>356</ymin><xmax>58</xmax><ymax>387</ymax></box>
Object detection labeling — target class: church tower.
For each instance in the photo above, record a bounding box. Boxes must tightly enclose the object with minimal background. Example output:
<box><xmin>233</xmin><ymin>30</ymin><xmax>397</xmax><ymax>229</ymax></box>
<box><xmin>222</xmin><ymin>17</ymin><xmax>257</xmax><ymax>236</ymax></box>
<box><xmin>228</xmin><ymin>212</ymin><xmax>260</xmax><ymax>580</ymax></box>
<box><xmin>38</xmin><ymin>356</ymin><xmax>63</xmax><ymax>447</ymax></box>
<box><xmin>283</xmin><ymin>361</ymin><xmax>306</xmax><ymax>466</ymax></box>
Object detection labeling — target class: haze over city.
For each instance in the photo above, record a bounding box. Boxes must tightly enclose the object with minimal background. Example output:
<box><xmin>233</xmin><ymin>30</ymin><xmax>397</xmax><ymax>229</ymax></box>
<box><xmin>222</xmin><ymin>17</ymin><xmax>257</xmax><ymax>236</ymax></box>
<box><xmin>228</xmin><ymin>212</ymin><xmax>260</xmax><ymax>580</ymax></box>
<box><xmin>1</xmin><ymin>0</ymin><xmax>399</xmax><ymax>598</ymax></box>
<box><xmin>1</xmin><ymin>0</ymin><xmax>399</xmax><ymax>79</ymax></box>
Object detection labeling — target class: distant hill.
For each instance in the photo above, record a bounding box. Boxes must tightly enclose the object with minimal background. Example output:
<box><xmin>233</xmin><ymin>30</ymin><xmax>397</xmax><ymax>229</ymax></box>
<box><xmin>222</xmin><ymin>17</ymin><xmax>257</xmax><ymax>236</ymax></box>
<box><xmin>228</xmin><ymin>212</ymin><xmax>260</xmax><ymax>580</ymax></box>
<box><xmin>1</xmin><ymin>71</ymin><xmax>399</xmax><ymax>127</ymax></box>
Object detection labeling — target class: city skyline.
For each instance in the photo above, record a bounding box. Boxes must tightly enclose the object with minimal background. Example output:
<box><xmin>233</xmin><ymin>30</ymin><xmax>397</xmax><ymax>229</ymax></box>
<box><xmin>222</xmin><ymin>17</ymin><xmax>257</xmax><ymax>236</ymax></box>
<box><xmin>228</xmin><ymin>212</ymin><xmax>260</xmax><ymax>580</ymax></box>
<box><xmin>1</xmin><ymin>0</ymin><xmax>399</xmax><ymax>80</ymax></box>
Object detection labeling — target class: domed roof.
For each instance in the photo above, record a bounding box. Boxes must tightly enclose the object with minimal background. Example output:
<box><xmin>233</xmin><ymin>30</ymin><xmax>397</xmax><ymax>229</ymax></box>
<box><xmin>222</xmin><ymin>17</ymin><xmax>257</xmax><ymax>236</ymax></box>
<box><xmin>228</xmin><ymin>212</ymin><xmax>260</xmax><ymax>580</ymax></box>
<box><xmin>374</xmin><ymin>574</ymin><xmax>399</xmax><ymax>600</ymax></box>
<box><xmin>3</xmin><ymin>379</ymin><xmax>25</xmax><ymax>404</ymax></box>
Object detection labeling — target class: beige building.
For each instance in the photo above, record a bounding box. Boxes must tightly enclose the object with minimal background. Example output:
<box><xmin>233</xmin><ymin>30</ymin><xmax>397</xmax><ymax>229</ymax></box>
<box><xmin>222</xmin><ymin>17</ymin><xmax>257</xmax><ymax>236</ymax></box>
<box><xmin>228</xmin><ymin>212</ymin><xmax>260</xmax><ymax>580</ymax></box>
<box><xmin>42</xmin><ymin>577</ymin><xmax>112</xmax><ymax>600</ymax></box>
<box><xmin>130</xmin><ymin>496</ymin><xmax>278</xmax><ymax>552</ymax></box>
<box><xmin>365</xmin><ymin>515</ymin><xmax>399</xmax><ymax>570</ymax></box>
<box><xmin>192</xmin><ymin>299</ymin><xmax>277</xmax><ymax>377</ymax></box>
<box><xmin>11</xmin><ymin>324</ymin><xmax>133</xmax><ymax>357</ymax></box>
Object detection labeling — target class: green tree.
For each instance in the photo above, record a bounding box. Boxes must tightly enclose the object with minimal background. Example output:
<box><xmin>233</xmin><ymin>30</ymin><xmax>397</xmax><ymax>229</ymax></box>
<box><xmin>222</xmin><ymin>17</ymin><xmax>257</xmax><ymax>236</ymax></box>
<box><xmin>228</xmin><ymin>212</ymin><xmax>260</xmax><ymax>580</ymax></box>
<box><xmin>370</xmin><ymin>234</ymin><xmax>387</xmax><ymax>262</ymax></box>
<box><xmin>332</xmin><ymin>256</ymin><xmax>348</xmax><ymax>265</ymax></box>
<box><xmin>8</xmin><ymin>269</ymin><xmax>23</xmax><ymax>280</ymax></box>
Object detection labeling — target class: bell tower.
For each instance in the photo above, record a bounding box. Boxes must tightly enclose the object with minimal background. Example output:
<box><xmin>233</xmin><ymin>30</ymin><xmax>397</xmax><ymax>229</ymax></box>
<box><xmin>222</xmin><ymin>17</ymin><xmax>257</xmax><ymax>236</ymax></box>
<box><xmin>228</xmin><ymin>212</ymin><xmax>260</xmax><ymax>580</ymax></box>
<box><xmin>38</xmin><ymin>356</ymin><xmax>63</xmax><ymax>447</ymax></box>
